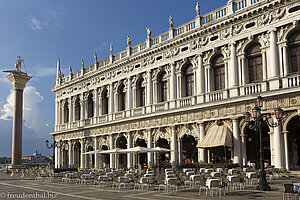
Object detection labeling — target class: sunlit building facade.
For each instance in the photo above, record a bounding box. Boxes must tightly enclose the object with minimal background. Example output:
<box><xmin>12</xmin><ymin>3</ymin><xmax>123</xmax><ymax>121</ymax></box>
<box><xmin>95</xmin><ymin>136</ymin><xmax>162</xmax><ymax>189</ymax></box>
<box><xmin>51</xmin><ymin>0</ymin><xmax>300</xmax><ymax>170</ymax></box>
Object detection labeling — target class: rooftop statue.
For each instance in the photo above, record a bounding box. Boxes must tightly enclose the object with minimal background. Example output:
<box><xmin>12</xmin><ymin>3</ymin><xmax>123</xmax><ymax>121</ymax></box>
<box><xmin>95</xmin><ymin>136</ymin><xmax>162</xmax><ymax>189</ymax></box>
<box><xmin>110</xmin><ymin>44</ymin><xmax>113</xmax><ymax>55</ymax></box>
<box><xmin>69</xmin><ymin>65</ymin><xmax>72</xmax><ymax>74</ymax></box>
<box><xmin>81</xmin><ymin>58</ymin><xmax>85</xmax><ymax>68</ymax></box>
<box><xmin>127</xmin><ymin>36</ymin><xmax>132</xmax><ymax>47</ymax></box>
<box><xmin>195</xmin><ymin>2</ymin><xmax>200</xmax><ymax>16</ymax></box>
<box><xmin>146</xmin><ymin>27</ymin><xmax>151</xmax><ymax>39</ymax></box>
<box><xmin>169</xmin><ymin>15</ymin><xmax>174</xmax><ymax>28</ymax></box>
<box><xmin>94</xmin><ymin>52</ymin><xmax>98</xmax><ymax>62</ymax></box>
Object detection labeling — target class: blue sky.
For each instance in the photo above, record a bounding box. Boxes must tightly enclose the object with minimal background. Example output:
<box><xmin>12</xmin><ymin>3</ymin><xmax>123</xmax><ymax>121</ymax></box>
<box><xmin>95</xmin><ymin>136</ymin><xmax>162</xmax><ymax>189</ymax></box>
<box><xmin>0</xmin><ymin>0</ymin><xmax>228</xmax><ymax>157</ymax></box>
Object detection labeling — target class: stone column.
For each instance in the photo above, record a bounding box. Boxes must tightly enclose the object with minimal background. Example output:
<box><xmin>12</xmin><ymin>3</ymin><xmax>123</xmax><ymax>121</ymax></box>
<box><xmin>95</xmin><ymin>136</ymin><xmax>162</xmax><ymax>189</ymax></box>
<box><xmin>170</xmin><ymin>126</ymin><xmax>177</xmax><ymax>167</ymax></box>
<box><xmin>94</xmin><ymin>89</ymin><xmax>99</xmax><ymax>118</ymax></box>
<box><xmin>241</xmin><ymin>133</ymin><xmax>247</xmax><ymax>166</ymax></box>
<box><xmin>224</xmin><ymin>61</ymin><xmax>229</xmax><ymax>89</ymax></box>
<box><xmin>109</xmin><ymin>135</ymin><xmax>114</xmax><ymax>168</ymax></box>
<box><xmin>60</xmin><ymin>146</ymin><xmax>64</xmax><ymax>168</ymax></box>
<box><xmin>240</xmin><ymin>56</ymin><xmax>247</xmax><ymax>85</ymax></box>
<box><xmin>55</xmin><ymin>100</ymin><xmax>59</xmax><ymax>130</ymax></box>
<box><xmin>282</xmin><ymin>44</ymin><xmax>289</xmax><ymax>76</ymax></box>
<box><xmin>230</xmin><ymin>43</ymin><xmax>238</xmax><ymax>87</ymax></box>
<box><xmin>109</xmin><ymin>84</ymin><xmax>114</xmax><ymax>114</ymax></box>
<box><xmin>5</xmin><ymin>71</ymin><xmax>31</xmax><ymax>167</ymax></box>
<box><xmin>269</xmin><ymin>131</ymin><xmax>275</xmax><ymax>166</ymax></box>
<box><xmin>114</xmin><ymin>90</ymin><xmax>119</xmax><ymax>112</ymax></box>
<box><xmin>146</xmin><ymin>70</ymin><xmax>153</xmax><ymax>106</ymax></box>
<box><xmin>176</xmin><ymin>73</ymin><xmax>182</xmax><ymax>100</ymax></box>
<box><xmin>199</xmin><ymin>122</ymin><xmax>205</xmax><ymax>163</ymax></box>
<box><xmin>196</xmin><ymin>54</ymin><xmax>204</xmax><ymax>102</ymax></box>
<box><xmin>170</xmin><ymin>63</ymin><xmax>176</xmax><ymax>108</ymax></box>
<box><xmin>79</xmin><ymin>94</ymin><xmax>85</xmax><ymax>121</ymax></box>
<box><xmin>177</xmin><ymin>138</ymin><xmax>183</xmax><ymax>165</ymax></box>
<box><xmin>68</xmin><ymin>98</ymin><xmax>73</xmax><ymax>126</ymax></box>
<box><xmin>147</xmin><ymin>129</ymin><xmax>153</xmax><ymax>167</ymax></box>
<box><xmin>269</xmin><ymin>29</ymin><xmax>279</xmax><ymax>78</ymax></box>
<box><xmin>61</xmin><ymin>101</ymin><xmax>65</xmax><ymax>124</ymax></box>
<box><xmin>262</xmin><ymin>50</ymin><xmax>268</xmax><ymax>80</ymax></box>
<box><xmin>127</xmin><ymin>132</ymin><xmax>132</xmax><ymax>168</ymax></box>
<box><xmin>68</xmin><ymin>140</ymin><xmax>73</xmax><ymax>168</ymax></box>
<box><xmin>283</xmin><ymin>131</ymin><xmax>289</xmax><ymax>170</ymax></box>
<box><xmin>94</xmin><ymin>137</ymin><xmax>99</xmax><ymax>169</ymax></box>
<box><xmin>57</xmin><ymin>146</ymin><xmax>61</xmax><ymax>168</ymax></box>
<box><xmin>55</xmin><ymin>146</ymin><xmax>58</xmax><ymax>168</ymax></box>
<box><xmin>274</xmin><ymin>118</ymin><xmax>284</xmax><ymax>168</ymax></box>
<box><xmin>80</xmin><ymin>139</ymin><xmax>85</xmax><ymax>168</ymax></box>
<box><xmin>152</xmin><ymin>79</ymin><xmax>158</xmax><ymax>104</ymax></box>
<box><xmin>232</xmin><ymin>118</ymin><xmax>242</xmax><ymax>165</ymax></box>
<box><xmin>127</xmin><ymin>77</ymin><xmax>132</xmax><ymax>110</ymax></box>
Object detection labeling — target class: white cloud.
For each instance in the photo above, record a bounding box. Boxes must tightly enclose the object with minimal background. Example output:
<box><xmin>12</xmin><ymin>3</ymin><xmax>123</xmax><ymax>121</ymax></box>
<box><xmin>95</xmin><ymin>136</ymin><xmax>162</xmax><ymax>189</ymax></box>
<box><xmin>0</xmin><ymin>86</ymin><xmax>44</xmax><ymax>134</ymax></box>
<box><xmin>28</xmin><ymin>16</ymin><xmax>42</xmax><ymax>31</ymax></box>
<box><xmin>33</xmin><ymin>66</ymin><xmax>56</xmax><ymax>78</ymax></box>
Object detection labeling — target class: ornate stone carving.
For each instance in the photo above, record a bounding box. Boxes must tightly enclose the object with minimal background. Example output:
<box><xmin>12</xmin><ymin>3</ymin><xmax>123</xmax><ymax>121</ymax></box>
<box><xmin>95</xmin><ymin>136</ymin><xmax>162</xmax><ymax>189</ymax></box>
<box><xmin>200</xmin><ymin>36</ymin><xmax>209</xmax><ymax>46</ymax></box>
<box><xmin>258</xmin><ymin>33</ymin><xmax>270</xmax><ymax>47</ymax></box>
<box><xmin>276</xmin><ymin>8</ymin><xmax>286</xmax><ymax>20</ymax></box>
<box><xmin>233</xmin><ymin>24</ymin><xmax>243</xmax><ymax>35</ymax></box>
<box><xmin>221</xmin><ymin>46</ymin><xmax>230</xmax><ymax>58</ymax></box>
<box><xmin>203</xmin><ymin>51</ymin><xmax>211</xmax><ymax>64</ymax></box>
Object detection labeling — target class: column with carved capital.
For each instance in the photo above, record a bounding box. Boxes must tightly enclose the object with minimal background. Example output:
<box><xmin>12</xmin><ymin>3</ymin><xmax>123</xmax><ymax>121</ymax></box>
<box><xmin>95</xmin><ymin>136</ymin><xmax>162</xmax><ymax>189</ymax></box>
<box><xmin>80</xmin><ymin>139</ymin><xmax>85</xmax><ymax>168</ymax></box>
<box><xmin>79</xmin><ymin>94</ymin><xmax>85</xmax><ymax>126</ymax></box>
<box><xmin>176</xmin><ymin>71</ymin><xmax>181</xmax><ymax>102</ymax></box>
<box><xmin>57</xmin><ymin>145</ymin><xmax>61</xmax><ymax>168</ymax></box>
<box><xmin>230</xmin><ymin>43</ymin><xmax>239</xmax><ymax>97</ymax></box>
<box><xmin>127</xmin><ymin>77</ymin><xmax>132</xmax><ymax>116</ymax></box>
<box><xmin>282</xmin><ymin>44</ymin><xmax>289</xmax><ymax>76</ymax></box>
<box><xmin>196</xmin><ymin>54</ymin><xmax>204</xmax><ymax>103</ymax></box>
<box><xmin>283</xmin><ymin>131</ymin><xmax>289</xmax><ymax>170</ymax></box>
<box><xmin>127</xmin><ymin>132</ymin><xmax>132</xmax><ymax>168</ymax></box>
<box><xmin>55</xmin><ymin>100</ymin><xmax>59</xmax><ymax>131</ymax></box>
<box><xmin>55</xmin><ymin>145</ymin><xmax>58</xmax><ymax>168</ymax></box>
<box><xmin>169</xmin><ymin>63</ymin><xmax>176</xmax><ymax>109</ymax></box>
<box><xmin>93</xmin><ymin>89</ymin><xmax>99</xmax><ymax>123</ymax></box>
<box><xmin>147</xmin><ymin>129</ymin><xmax>153</xmax><ymax>167</ymax></box>
<box><xmin>274</xmin><ymin>118</ymin><xmax>284</xmax><ymax>168</ymax></box>
<box><xmin>109</xmin><ymin>135</ymin><xmax>114</xmax><ymax>168</ymax></box>
<box><xmin>269</xmin><ymin>29</ymin><xmax>280</xmax><ymax>90</ymax></box>
<box><xmin>146</xmin><ymin>70</ymin><xmax>153</xmax><ymax>113</ymax></box>
<box><xmin>61</xmin><ymin>100</ymin><xmax>65</xmax><ymax>124</ymax></box>
<box><xmin>170</xmin><ymin>126</ymin><xmax>178</xmax><ymax>167</ymax></box>
<box><xmin>94</xmin><ymin>137</ymin><xmax>99</xmax><ymax>169</ymax></box>
<box><xmin>68</xmin><ymin>140</ymin><xmax>73</xmax><ymax>168</ymax></box>
<box><xmin>68</xmin><ymin>98</ymin><xmax>72</xmax><ymax>128</ymax></box>
<box><xmin>233</xmin><ymin>118</ymin><xmax>242</xmax><ymax>165</ymax></box>
<box><xmin>108</xmin><ymin>83</ymin><xmax>114</xmax><ymax>120</ymax></box>
<box><xmin>177</xmin><ymin>138</ymin><xmax>182</xmax><ymax>165</ymax></box>
<box><xmin>199</xmin><ymin>122</ymin><xmax>205</xmax><ymax>163</ymax></box>
<box><xmin>269</xmin><ymin>131</ymin><xmax>275</xmax><ymax>166</ymax></box>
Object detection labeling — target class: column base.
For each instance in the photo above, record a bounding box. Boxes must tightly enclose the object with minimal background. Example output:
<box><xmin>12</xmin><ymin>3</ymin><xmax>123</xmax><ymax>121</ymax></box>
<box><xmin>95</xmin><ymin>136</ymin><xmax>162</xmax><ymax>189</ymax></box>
<box><xmin>7</xmin><ymin>164</ymin><xmax>27</xmax><ymax>170</ymax></box>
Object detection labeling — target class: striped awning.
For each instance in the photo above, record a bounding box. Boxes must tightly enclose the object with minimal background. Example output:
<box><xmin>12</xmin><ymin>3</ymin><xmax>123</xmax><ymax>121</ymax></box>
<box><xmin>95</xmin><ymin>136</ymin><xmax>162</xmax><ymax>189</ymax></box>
<box><xmin>197</xmin><ymin>125</ymin><xmax>232</xmax><ymax>148</ymax></box>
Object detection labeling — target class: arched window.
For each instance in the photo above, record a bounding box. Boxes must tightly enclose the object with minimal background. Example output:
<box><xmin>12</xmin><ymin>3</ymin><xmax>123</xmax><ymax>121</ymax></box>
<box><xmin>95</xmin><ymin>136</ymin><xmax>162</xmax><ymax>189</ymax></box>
<box><xmin>212</xmin><ymin>54</ymin><xmax>225</xmax><ymax>91</ymax></box>
<box><xmin>118</xmin><ymin>84</ymin><xmax>126</xmax><ymax>111</ymax></box>
<box><xmin>288</xmin><ymin>30</ymin><xmax>300</xmax><ymax>74</ymax></box>
<box><xmin>63</xmin><ymin>101</ymin><xmax>69</xmax><ymax>123</ymax></box>
<box><xmin>87</xmin><ymin>93</ymin><xmax>94</xmax><ymax>118</ymax></box>
<box><xmin>246</xmin><ymin>43</ymin><xmax>263</xmax><ymax>83</ymax></box>
<box><xmin>74</xmin><ymin>97</ymin><xmax>80</xmax><ymax>121</ymax></box>
<box><xmin>158</xmin><ymin>72</ymin><xmax>168</xmax><ymax>102</ymax></box>
<box><xmin>101</xmin><ymin>89</ymin><xmax>108</xmax><ymax>115</ymax></box>
<box><xmin>136</xmin><ymin>78</ymin><xmax>145</xmax><ymax>107</ymax></box>
<box><xmin>182</xmin><ymin>64</ymin><xmax>194</xmax><ymax>97</ymax></box>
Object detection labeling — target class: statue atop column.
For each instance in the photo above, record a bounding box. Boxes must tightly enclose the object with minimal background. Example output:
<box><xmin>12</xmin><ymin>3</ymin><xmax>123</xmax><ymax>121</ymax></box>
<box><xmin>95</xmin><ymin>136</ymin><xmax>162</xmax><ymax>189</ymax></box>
<box><xmin>81</xmin><ymin>58</ymin><xmax>85</xmax><ymax>68</ymax></box>
<box><xmin>127</xmin><ymin>36</ymin><xmax>132</xmax><ymax>47</ymax></box>
<box><xmin>146</xmin><ymin>27</ymin><xmax>151</xmax><ymax>39</ymax></box>
<box><xmin>94</xmin><ymin>52</ymin><xmax>98</xmax><ymax>63</ymax></box>
<box><xmin>195</xmin><ymin>2</ymin><xmax>200</xmax><ymax>16</ymax></box>
<box><xmin>169</xmin><ymin>15</ymin><xmax>174</xmax><ymax>29</ymax></box>
<box><xmin>69</xmin><ymin>65</ymin><xmax>72</xmax><ymax>74</ymax></box>
<box><xmin>14</xmin><ymin>56</ymin><xmax>23</xmax><ymax>72</ymax></box>
<box><xmin>110</xmin><ymin>44</ymin><xmax>113</xmax><ymax>55</ymax></box>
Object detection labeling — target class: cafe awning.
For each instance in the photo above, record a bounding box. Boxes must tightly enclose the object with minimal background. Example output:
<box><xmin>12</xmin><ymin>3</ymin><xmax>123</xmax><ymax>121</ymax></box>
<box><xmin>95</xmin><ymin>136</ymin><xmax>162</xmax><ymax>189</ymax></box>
<box><xmin>197</xmin><ymin>125</ymin><xmax>233</xmax><ymax>148</ymax></box>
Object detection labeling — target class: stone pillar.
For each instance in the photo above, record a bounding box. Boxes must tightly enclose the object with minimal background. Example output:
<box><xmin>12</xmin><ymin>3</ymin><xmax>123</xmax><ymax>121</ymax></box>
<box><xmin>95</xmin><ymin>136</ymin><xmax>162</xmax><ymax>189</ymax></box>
<box><xmin>109</xmin><ymin>135</ymin><xmax>114</xmax><ymax>168</ymax></box>
<box><xmin>282</xmin><ymin>45</ymin><xmax>289</xmax><ymax>76</ymax></box>
<box><xmin>79</xmin><ymin>94</ymin><xmax>85</xmax><ymax>121</ymax></box>
<box><xmin>241</xmin><ymin>133</ymin><xmax>247</xmax><ymax>166</ymax></box>
<box><xmin>109</xmin><ymin>84</ymin><xmax>114</xmax><ymax>114</ymax></box>
<box><xmin>55</xmin><ymin>146</ymin><xmax>58</xmax><ymax>168</ymax></box>
<box><xmin>176</xmin><ymin>73</ymin><xmax>182</xmax><ymax>100</ymax></box>
<box><xmin>127</xmin><ymin>77</ymin><xmax>132</xmax><ymax>110</ymax></box>
<box><xmin>240</xmin><ymin>56</ymin><xmax>247</xmax><ymax>85</ymax></box>
<box><xmin>199</xmin><ymin>123</ymin><xmax>205</xmax><ymax>163</ymax></box>
<box><xmin>61</xmin><ymin>101</ymin><xmax>65</xmax><ymax>124</ymax></box>
<box><xmin>55</xmin><ymin>100</ymin><xmax>59</xmax><ymax>130</ymax></box>
<box><xmin>94</xmin><ymin>137</ymin><xmax>99</xmax><ymax>169</ymax></box>
<box><xmin>262</xmin><ymin>50</ymin><xmax>268</xmax><ymax>80</ymax></box>
<box><xmin>269</xmin><ymin>29</ymin><xmax>279</xmax><ymax>78</ymax></box>
<box><xmin>230</xmin><ymin>43</ymin><xmax>238</xmax><ymax>87</ymax></box>
<box><xmin>114</xmin><ymin>90</ymin><xmax>118</xmax><ymax>112</ymax></box>
<box><xmin>233</xmin><ymin>118</ymin><xmax>242</xmax><ymax>165</ymax></box>
<box><xmin>60</xmin><ymin>147</ymin><xmax>64</xmax><ymax>168</ymax></box>
<box><xmin>127</xmin><ymin>132</ymin><xmax>132</xmax><ymax>168</ymax></box>
<box><xmin>94</xmin><ymin>89</ymin><xmax>99</xmax><ymax>118</ymax></box>
<box><xmin>57</xmin><ymin>146</ymin><xmax>61</xmax><ymax>168</ymax></box>
<box><xmin>152</xmin><ymin>80</ymin><xmax>158</xmax><ymax>104</ymax></box>
<box><xmin>5</xmin><ymin>71</ymin><xmax>31</xmax><ymax>167</ymax></box>
<box><xmin>274</xmin><ymin>118</ymin><xmax>284</xmax><ymax>168</ymax></box>
<box><xmin>283</xmin><ymin>131</ymin><xmax>289</xmax><ymax>170</ymax></box>
<box><xmin>147</xmin><ymin>129</ymin><xmax>153</xmax><ymax>167</ymax></box>
<box><xmin>170</xmin><ymin>126</ymin><xmax>177</xmax><ymax>167</ymax></box>
<box><xmin>269</xmin><ymin>131</ymin><xmax>275</xmax><ymax>166</ymax></box>
<box><xmin>196</xmin><ymin>54</ymin><xmax>204</xmax><ymax>95</ymax></box>
<box><xmin>68</xmin><ymin>98</ymin><xmax>73</xmax><ymax>125</ymax></box>
<box><xmin>146</xmin><ymin>71</ymin><xmax>153</xmax><ymax>106</ymax></box>
<box><xmin>170</xmin><ymin>63</ymin><xmax>176</xmax><ymax>108</ymax></box>
<box><xmin>68</xmin><ymin>141</ymin><xmax>73</xmax><ymax>168</ymax></box>
<box><xmin>205</xmin><ymin>66</ymin><xmax>211</xmax><ymax>92</ymax></box>
<box><xmin>177</xmin><ymin>139</ymin><xmax>182</xmax><ymax>165</ymax></box>
<box><xmin>80</xmin><ymin>139</ymin><xmax>85</xmax><ymax>168</ymax></box>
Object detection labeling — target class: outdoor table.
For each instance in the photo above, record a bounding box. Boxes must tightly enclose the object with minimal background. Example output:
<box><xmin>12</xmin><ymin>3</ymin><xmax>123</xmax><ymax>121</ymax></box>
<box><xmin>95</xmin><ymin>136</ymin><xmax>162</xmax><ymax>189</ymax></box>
<box><xmin>190</xmin><ymin>174</ymin><xmax>201</xmax><ymax>181</ymax></box>
<box><xmin>99</xmin><ymin>175</ymin><xmax>109</xmax><ymax>181</ymax></box>
<box><xmin>246</xmin><ymin>172</ymin><xmax>256</xmax><ymax>179</ymax></box>
<box><xmin>166</xmin><ymin>174</ymin><xmax>176</xmax><ymax>178</ymax></box>
<box><xmin>118</xmin><ymin>176</ymin><xmax>130</xmax><ymax>183</ymax></box>
<box><xmin>293</xmin><ymin>183</ymin><xmax>300</xmax><ymax>193</ymax></box>
<box><xmin>210</xmin><ymin>172</ymin><xmax>220</xmax><ymax>177</ymax></box>
<box><xmin>186</xmin><ymin>171</ymin><xmax>195</xmax><ymax>176</ymax></box>
<box><xmin>183</xmin><ymin>168</ymin><xmax>193</xmax><ymax>173</ymax></box>
<box><xmin>206</xmin><ymin>178</ymin><xmax>220</xmax><ymax>189</ymax></box>
<box><xmin>216</xmin><ymin>168</ymin><xmax>223</xmax><ymax>173</ymax></box>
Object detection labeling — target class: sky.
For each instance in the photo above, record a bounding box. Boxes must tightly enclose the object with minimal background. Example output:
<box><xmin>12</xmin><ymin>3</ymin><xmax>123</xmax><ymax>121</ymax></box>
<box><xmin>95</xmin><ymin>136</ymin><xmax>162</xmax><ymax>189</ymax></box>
<box><xmin>0</xmin><ymin>0</ymin><xmax>228</xmax><ymax>157</ymax></box>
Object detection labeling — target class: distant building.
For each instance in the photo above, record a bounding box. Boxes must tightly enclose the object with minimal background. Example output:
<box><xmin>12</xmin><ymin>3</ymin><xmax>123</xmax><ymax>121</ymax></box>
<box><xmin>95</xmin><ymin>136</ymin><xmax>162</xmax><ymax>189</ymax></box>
<box><xmin>51</xmin><ymin>0</ymin><xmax>300</xmax><ymax>170</ymax></box>
<box><xmin>22</xmin><ymin>150</ymin><xmax>51</xmax><ymax>165</ymax></box>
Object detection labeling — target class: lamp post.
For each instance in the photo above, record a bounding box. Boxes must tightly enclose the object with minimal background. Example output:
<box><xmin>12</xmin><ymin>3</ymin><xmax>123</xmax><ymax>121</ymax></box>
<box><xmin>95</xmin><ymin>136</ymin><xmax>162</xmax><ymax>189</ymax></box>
<box><xmin>244</xmin><ymin>96</ymin><xmax>283</xmax><ymax>191</ymax></box>
<box><xmin>45</xmin><ymin>137</ymin><xmax>62</xmax><ymax>169</ymax></box>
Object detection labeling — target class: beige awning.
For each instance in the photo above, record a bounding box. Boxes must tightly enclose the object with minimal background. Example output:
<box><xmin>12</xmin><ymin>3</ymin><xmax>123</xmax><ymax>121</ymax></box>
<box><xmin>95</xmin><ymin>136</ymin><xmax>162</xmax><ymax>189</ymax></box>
<box><xmin>197</xmin><ymin>125</ymin><xmax>232</xmax><ymax>148</ymax></box>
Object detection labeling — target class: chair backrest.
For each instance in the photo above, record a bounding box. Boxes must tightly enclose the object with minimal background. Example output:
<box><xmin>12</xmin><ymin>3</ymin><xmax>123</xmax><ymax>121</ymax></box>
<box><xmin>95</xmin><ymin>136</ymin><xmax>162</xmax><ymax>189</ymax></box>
<box><xmin>168</xmin><ymin>179</ymin><xmax>176</xmax><ymax>186</ymax></box>
<box><xmin>232</xmin><ymin>177</ymin><xmax>240</xmax><ymax>182</ymax></box>
<box><xmin>200</xmin><ymin>179</ymin><xmax>206</xmax><ymax>186</ymax></box>
<box><xmin>250</xmin><ymin>173</ymin><xmax>257</xmax><ymax>178</ymax></box>
<box><xmin>194</xmin><ymin>176</ymin><xmax>201</xmax><ymax>181</ymax></box>
<box><xmin>211</xmin><ymin>180</ymin><xmax>219</xmax><ymax>187</ymax></box>
<box><xmin>284</xmin><ymin>184</ymin><xmax>294</xmax><ymax>193</ymax></box>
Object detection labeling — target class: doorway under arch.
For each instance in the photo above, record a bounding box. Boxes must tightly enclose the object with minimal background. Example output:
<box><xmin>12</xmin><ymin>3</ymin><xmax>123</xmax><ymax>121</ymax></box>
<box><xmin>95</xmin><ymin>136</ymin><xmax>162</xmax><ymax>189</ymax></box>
<box><xmin>116</xmin><ymin>136</ymin><xmax>127</xmax><ymax>169</ymax></box>
<box><xmin>287</xmin><ymin>115</ymin><xmax>300</xmax><ymax>170</ymax></box>
<box><xmin>156</xmin><ymin>138</ymin><xmax>170</xmax><ymax>168</ymax></box>
<box><xmin>181</xmin><ymin>134</ymin><xmax>198</xmax><ymax>164</ymax></box>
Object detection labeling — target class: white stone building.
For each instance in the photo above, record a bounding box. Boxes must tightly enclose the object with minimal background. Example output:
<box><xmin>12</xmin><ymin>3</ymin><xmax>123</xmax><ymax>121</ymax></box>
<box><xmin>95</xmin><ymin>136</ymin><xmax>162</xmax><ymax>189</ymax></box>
<box><xmin>50</xmin><ymin>0</ymin><xmax>300</xmax><ymax>170</ymax></box>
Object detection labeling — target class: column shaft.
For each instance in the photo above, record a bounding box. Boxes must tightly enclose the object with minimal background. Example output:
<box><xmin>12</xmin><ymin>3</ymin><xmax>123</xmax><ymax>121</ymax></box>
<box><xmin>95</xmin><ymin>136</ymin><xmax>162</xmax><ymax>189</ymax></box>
<box><xmin>146</xmin><ymin>71</ymin><xmax>152</xmax><ymax>105</ymax></box>
<box><xmin>127</xmin><ymin>132</ymin><xmax>132</xmax><ymax>168</ymax></box>
<box><xmin>94</xmin><ymin>137</ymin><xmax>99</xmax><ymax>169</ymax></box>
<box><xmin>283</xmin><ymin>132</ymin><xmax>289</xmax><ymax>170</ymax></box>
<box><xmin>283</xmin><ymin>45</ymin><xmax>289</xmax><ymax>76</ymax></box>
<box><xmin>80</xmin><ymin>139</ymin><xmax>85</xmax><ymax>168</ymax></box>
<box><xmin>269</xmin><ymin>30</ymin><xmax>279</xmax><ymax>78</ymax></box>
<box><xmin>199</xmin><ymin>123</ymin><xmax>205</xmax><ymax>163</ymax></box>
<box><xmin>233</xmin><ymin>119</ymin><xmax>242</xmax><ymax>165</ymax></box>
<box><xmin>230</xmin><ymin>43</ymin><xmax>238</xmax><ymax>87</ymax></box>
<box><xmin>170</xmin><ymin>126</ymin><xmax>177</xmax><ymax>167</ymax></box>
<box><xmin>147</xmin><ymin>129</ymin><xmax>153</xmax><ymax>167</ymax></box>
<box><xmin>274</xmin><ymin>118</ymin><xmax>283</xmax><ymax>168</ymax></box>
